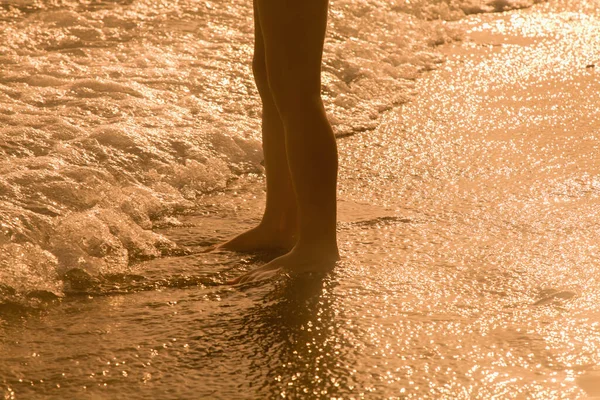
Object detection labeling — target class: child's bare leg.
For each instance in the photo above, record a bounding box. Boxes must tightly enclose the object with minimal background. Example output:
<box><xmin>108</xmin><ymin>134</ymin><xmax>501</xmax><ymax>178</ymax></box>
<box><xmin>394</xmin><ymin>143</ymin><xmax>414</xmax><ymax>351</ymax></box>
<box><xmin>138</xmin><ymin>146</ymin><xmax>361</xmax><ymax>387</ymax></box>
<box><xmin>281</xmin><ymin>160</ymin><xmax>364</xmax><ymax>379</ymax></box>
<box><xmin>231</xmin><ymin>0</ymin><xmax>339</xmax><ymax>283</ymax></box>
<box><xmin>219</xmin><ymin>0</ymin><xmax>297</xmax><ymax>252</ymax></box>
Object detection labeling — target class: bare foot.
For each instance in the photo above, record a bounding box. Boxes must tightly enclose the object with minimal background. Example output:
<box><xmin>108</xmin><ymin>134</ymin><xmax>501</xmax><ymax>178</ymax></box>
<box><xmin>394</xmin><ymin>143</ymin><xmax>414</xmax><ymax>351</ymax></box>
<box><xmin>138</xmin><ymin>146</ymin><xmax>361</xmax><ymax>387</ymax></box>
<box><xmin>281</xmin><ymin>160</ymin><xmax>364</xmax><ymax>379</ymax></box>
<box><xmin>228</xmin><ymin>244</ymin><xmax>340</xmax><ymax>284</ymax></box>
<box><xmin>217</xmin><ymin>224</ymin><xmax>296</xmax><ymax>253</ymax></box>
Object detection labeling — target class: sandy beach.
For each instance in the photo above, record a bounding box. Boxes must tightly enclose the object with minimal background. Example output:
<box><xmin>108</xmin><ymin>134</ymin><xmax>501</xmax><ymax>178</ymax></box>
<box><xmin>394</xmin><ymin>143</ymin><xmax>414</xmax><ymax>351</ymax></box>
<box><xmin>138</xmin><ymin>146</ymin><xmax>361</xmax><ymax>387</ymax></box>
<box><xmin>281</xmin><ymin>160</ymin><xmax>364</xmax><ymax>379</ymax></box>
<box><xmin>1</xmin><ymin>0</ymin><xmax>599</xmax><ymax>398</ymax></box>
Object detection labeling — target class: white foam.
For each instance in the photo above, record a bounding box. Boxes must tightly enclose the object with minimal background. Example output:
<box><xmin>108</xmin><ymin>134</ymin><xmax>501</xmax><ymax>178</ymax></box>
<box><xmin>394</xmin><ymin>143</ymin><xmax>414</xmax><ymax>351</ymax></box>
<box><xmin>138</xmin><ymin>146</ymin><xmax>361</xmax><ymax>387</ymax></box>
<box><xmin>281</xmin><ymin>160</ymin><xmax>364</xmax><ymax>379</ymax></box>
<box><xmin>0</xmin><ymin>243</ymin><xmax>62</xmax><ymax>296</ymax></box>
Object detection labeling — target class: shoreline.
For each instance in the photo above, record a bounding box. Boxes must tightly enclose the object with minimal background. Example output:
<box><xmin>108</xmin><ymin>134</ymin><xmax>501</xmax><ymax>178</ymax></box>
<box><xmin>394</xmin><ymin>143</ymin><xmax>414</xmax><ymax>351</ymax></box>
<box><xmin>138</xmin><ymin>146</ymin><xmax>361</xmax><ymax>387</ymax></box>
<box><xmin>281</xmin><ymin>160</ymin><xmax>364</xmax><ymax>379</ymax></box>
<box><xmin>2</xmin><ymin>1</ymin><xmax>600</xmax><ymax>398</ymax></box>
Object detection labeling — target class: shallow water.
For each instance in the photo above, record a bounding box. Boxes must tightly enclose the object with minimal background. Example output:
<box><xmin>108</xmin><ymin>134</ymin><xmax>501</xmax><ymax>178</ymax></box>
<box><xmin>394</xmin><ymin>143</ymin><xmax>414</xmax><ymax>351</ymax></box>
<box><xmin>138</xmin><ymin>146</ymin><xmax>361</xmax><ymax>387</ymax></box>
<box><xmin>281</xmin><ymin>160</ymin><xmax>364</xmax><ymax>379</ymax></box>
<box><xmin>2</xmin><ymin>0</ymin><xmax>600</xmax><ymax>398</ymax></box>
<box><xmin>0</xmin><ymin>0</ymin><xmax>470</xmax><ymax>299</ymax></box>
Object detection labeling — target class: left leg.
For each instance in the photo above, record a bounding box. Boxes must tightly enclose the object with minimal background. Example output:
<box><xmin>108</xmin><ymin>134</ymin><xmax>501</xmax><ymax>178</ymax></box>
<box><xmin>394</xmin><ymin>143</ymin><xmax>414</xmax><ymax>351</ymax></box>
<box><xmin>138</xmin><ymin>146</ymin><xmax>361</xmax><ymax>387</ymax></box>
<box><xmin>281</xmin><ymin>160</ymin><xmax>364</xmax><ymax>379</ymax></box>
<box><xmin>230</xmin><ymin>0</ymin><xmax>339</xmax><ymax>283</ymax></box>
<box><xmin>218</xmin><ymin>0</ymin><xmax>298</xmax><ymax>253</ymax></box>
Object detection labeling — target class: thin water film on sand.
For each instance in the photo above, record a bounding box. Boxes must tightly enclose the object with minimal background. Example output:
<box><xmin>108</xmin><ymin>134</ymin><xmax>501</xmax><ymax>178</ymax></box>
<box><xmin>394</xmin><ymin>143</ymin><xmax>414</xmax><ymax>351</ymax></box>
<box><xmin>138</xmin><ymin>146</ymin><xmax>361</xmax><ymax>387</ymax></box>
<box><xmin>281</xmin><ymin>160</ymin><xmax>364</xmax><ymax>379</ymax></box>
<box><xmin>1</xmin><ymin>0</ymin><xmax>600</xmax><ymax>398</ymax></box>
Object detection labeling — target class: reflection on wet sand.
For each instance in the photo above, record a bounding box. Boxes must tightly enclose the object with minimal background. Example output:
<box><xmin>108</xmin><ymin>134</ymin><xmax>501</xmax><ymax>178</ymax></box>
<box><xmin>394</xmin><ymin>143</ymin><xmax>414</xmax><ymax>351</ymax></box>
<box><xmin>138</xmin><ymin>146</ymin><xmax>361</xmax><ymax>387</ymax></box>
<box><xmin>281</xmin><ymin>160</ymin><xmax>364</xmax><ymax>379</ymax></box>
<box><xmin>235</xmin><ymin>273</ymin><xmax>347</xmax><ymax>398</ymax></box>
<box><xmin>1</xmin><ymin>0</ymin><xmax>600</xmax><ymax>398</ymax></box>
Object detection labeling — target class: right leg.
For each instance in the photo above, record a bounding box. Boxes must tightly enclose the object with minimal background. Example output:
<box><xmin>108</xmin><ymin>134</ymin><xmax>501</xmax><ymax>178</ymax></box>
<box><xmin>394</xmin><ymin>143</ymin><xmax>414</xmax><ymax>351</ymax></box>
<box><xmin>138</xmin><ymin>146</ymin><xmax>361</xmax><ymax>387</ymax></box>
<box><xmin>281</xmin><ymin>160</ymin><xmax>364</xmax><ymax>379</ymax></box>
<box><xmin>219</xmin><ymin>0</ymin><xmax>297</xmax><ymax>252</ymax></box>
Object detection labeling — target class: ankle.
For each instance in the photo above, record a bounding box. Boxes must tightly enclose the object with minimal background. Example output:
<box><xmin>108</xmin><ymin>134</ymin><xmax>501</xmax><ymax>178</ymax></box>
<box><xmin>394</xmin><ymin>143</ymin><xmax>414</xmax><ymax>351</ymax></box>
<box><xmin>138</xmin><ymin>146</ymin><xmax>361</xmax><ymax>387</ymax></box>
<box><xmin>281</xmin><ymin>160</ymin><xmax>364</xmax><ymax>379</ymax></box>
<box><xmin>259</xmin><ymin>215</ymin><xmax>297</xmax><ymax>237</ymax></box>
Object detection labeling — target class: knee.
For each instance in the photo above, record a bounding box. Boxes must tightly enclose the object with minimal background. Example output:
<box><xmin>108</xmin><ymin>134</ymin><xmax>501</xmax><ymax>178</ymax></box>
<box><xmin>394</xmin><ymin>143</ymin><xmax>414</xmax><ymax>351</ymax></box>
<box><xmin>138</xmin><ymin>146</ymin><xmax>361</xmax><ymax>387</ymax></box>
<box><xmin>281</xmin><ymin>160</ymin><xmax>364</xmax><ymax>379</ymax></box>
<box><xmin>266</xmin><ymin>72</ymin><xmax>322</xmax><ymax>121</ymax></box>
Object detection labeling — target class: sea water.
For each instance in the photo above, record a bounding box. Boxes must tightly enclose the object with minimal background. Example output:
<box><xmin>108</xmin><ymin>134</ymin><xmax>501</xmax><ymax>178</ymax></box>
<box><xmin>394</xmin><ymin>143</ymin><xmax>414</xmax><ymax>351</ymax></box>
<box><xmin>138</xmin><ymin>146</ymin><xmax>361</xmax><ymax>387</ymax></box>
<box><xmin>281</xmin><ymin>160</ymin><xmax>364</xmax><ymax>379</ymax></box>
<box><xmin>1</xmin><ymin>0</ymin><xmax>599</xmax><ymax>398</ymax></box>
<box><xmin>0</xmin><ymin>0</ymin><xmax>472</xmax><ymax>299</ymax></box>
<box><xmin>0</xmin><ymin>0</ymin><xmax>525</xmax><ymax>304</ymax></box>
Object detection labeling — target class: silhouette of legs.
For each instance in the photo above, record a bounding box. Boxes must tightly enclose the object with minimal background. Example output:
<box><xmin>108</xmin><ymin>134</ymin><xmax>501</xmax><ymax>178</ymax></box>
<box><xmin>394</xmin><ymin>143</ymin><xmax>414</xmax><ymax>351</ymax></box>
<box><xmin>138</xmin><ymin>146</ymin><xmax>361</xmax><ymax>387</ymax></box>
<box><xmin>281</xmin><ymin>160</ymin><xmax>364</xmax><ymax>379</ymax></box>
<box><xmin>223</xmin><ymin>0</ymin><xmax>339</xmax><ymax>283</ymax></box>
<box><xmin>218</xmin><ymin>1</ymin><xmax>298</xmax><ymax>253</ymax></box>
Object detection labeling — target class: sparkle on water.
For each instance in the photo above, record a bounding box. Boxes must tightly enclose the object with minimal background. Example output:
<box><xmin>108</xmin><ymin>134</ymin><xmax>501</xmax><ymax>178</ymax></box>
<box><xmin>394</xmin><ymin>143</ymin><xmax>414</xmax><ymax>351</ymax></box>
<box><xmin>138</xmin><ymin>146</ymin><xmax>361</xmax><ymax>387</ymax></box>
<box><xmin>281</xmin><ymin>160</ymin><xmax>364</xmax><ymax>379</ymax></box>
<box><xmin>1</xmin><ymin>0</ymin><xmax>600</xmax><ymax>398</ymax></box>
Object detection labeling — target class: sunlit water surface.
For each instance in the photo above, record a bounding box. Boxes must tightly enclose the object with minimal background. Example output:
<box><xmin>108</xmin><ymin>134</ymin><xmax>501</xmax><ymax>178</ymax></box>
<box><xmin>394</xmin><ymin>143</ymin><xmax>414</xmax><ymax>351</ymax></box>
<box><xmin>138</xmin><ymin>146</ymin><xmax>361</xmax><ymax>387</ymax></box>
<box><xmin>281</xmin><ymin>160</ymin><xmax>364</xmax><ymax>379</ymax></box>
<box><xmin>1</xmin><ymin>0</ymin><xmax>600</xmax><ymax>398</ymax></box>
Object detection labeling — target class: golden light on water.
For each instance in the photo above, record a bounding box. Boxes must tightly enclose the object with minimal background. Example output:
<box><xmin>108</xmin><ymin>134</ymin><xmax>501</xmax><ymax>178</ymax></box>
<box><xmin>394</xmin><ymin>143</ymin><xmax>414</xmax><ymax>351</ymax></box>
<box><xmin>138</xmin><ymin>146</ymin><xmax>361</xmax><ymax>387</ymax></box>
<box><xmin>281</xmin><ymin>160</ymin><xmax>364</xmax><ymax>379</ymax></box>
<box><xmin>0</xmin><ymin>0</ymin><xmax>599</xmax><ymax>398</ymax></box>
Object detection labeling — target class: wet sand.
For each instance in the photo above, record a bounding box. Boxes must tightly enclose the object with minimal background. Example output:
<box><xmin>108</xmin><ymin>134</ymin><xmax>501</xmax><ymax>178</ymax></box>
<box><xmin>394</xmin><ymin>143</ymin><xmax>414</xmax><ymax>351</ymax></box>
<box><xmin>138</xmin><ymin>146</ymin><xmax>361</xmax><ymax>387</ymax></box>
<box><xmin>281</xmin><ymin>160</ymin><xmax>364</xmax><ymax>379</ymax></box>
<box><xmin>2</xmin><ymin>0</ymin><xmax>600</xmax><ymax>398</ymax></box>
<box><xmin>167</xmin><ymin>1</ymin><xmax>600</xmax><ymax>396</ymax></box>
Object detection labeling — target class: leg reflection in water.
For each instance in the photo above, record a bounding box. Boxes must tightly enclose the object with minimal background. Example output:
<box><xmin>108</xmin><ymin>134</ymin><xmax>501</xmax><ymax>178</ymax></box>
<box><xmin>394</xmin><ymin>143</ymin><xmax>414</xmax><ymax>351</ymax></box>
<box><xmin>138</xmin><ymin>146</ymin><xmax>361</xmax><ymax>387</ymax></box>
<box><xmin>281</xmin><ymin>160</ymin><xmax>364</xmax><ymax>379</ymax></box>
<box><xmin>220</xmin><ymin>0</ymin><xmax>340</xmax><ymax>283</ymax></box>
<box><xmin>235</xmin><ymin>273</ymin><xmax>350</xmax><ymax>397</ymax></box>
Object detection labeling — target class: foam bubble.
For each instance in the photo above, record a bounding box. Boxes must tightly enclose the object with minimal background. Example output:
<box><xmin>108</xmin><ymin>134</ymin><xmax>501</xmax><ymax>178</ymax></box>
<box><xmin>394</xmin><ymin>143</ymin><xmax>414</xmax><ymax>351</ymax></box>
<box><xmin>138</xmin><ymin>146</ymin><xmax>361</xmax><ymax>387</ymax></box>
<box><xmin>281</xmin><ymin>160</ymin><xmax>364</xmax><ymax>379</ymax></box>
<box><xmin>50</xmin><ymin>211</ymin><xmax>129</xmax><ymax>275</ymax></box>
<box><xmin>0</xmin><ymin>243</ymin><xmax>62</xmax><ymax>298</ymax></box>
